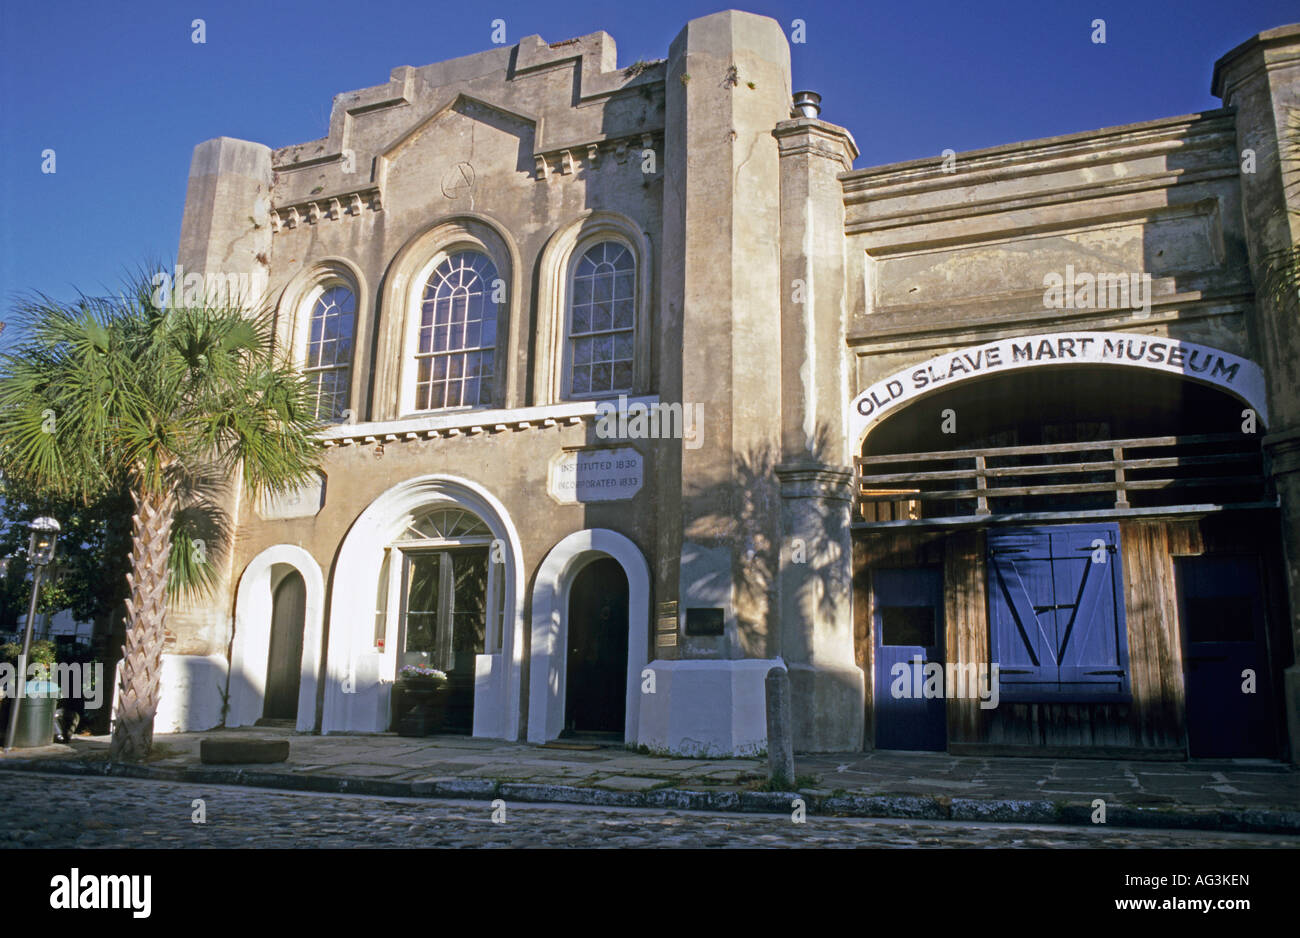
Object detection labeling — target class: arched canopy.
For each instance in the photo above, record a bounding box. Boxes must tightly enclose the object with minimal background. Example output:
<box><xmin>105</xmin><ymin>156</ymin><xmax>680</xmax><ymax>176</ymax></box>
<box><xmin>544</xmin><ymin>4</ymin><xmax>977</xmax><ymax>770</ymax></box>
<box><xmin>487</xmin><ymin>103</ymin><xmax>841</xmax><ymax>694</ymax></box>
<box><xmin>851</xmin><ymin>331</ymin><xmax>1267</xmax><ymax>447</ymax></box>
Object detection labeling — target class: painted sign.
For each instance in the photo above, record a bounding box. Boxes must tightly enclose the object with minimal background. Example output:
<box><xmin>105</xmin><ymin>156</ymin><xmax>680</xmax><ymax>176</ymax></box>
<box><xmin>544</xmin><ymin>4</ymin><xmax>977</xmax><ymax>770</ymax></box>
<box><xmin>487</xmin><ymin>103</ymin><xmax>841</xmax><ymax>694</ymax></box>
<box><xmin>549</xmin><ymin>447</ymin><xmax>643</xmax><ymax>503</ymax></box>
<box><xmin>850</xmin><ymin>331</ymin><xmax>1267</xmax><ymax>442</ymax></box>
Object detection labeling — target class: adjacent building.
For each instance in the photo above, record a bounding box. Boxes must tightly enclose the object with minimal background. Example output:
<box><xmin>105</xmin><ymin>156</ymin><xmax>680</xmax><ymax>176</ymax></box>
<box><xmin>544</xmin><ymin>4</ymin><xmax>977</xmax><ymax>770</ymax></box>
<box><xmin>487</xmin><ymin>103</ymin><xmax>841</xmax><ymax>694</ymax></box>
<box><xmin>157</xmin><ymin>11</ymin><xmax>1300</xmax><ymax>761</ymax></box>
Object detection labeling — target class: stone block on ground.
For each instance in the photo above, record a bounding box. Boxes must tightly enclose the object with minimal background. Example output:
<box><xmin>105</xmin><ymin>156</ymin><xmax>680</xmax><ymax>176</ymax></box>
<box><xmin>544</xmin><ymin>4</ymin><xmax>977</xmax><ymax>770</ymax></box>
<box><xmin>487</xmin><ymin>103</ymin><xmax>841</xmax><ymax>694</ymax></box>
<box><xmin>200</xmin><ymin>736</ymin><xmax>290</xmax><ymax>764</ymax></box>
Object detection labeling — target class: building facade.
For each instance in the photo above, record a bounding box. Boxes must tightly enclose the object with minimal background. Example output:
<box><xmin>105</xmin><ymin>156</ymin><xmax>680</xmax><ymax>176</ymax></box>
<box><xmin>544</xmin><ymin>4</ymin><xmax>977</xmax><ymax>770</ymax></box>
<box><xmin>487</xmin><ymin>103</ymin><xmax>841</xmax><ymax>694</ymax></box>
<box><xmin>159</xmin><ymin>11</ymin><xmax>1300</xmax><ymax>761</ymax></box>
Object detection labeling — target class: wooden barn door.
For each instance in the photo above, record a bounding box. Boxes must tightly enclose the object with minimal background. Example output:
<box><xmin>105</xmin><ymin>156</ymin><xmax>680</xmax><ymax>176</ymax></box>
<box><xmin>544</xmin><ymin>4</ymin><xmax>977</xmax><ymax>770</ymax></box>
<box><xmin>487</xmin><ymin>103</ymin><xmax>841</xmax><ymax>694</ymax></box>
<box><xmin>988</xmin><ymin>524</ymin><xmax>1128</xmax><ymax>702</ymax></box>
<box><xmin>873</xmin><ymin>567</ymin><xmax>946</xmax><ymax>751</ymax></box>
<box><xmin>1176</xmin><ymin>555</ymin><xmax>1275</xmax><ymax>758</ymax></box>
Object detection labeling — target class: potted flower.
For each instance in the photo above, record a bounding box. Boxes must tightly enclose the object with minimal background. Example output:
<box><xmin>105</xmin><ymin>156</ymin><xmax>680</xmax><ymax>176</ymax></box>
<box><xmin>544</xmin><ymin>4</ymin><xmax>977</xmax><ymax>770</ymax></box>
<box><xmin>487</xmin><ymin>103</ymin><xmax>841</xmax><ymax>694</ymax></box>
<box><xmin>396</xmin><ymin>664</ymin><xmax>449</xmax><ymax>737</ymax></box>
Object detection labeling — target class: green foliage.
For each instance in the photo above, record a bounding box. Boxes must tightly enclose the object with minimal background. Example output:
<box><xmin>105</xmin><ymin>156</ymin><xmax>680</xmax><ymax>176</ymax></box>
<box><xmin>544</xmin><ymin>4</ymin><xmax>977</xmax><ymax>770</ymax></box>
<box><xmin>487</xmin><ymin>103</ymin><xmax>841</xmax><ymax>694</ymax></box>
<box><xmin>0</xmin><ymin>269</ymin><xmax>325</xmax><ymax>601</ymax></box>
<box><xmin>0</xmin><ymin>639</ymin><xmax>57</xmax><ymax>667</ymax></box>
<box><xmin>0</xmin><ymin>638</ymin><xmax>57</xmax><ymax>682</ymax></box>
<box><xmin>0</xmin><ymin>477</ymin><xmax>133</xmax><ymax>630</ymax></box>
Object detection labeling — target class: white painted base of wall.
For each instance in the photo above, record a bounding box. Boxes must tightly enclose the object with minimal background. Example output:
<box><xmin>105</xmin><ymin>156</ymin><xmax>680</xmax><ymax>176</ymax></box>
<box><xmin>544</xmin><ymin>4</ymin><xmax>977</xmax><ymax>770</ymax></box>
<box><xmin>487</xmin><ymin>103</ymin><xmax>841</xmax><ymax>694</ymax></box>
<box><xmin>473</xmin><ymin>653</ymin><xmax>505</xmax><ymax>738</ymax></box>
<box><xmin>636</xmin><ymin>658</ymin><xmax>783</xmax><ymax>757</ymax></box>
<box><xmin>111</xmin><ymin>654</ymin><xmax>227</xmax><ymax>734</ymax></box>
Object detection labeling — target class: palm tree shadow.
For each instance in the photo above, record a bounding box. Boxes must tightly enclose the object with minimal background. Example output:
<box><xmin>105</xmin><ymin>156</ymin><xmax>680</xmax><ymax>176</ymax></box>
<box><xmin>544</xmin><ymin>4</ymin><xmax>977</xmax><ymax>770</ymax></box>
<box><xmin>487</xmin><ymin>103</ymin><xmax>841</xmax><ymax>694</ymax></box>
<box><xmin>682</xmin><ymin>421</ymin><xmax>850</xmax><ymax>657</ymax></box>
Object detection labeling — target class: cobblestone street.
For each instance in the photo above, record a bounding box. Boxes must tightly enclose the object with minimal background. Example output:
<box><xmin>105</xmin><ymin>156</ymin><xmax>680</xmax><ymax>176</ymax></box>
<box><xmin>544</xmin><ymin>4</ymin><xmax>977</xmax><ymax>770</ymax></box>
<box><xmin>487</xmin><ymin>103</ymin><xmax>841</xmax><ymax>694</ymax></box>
<box><xmin>2</xmin><ymin>772</ymin><xmax>1296</xmax><ymax>848</ymax></box>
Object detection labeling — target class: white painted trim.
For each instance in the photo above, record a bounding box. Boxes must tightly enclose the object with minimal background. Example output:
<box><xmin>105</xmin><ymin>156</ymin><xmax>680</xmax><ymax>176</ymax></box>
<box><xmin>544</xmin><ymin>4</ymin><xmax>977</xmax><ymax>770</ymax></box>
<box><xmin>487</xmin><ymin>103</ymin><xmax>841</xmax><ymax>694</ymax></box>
<box><xmin>850</xmin><ymin>331</ymin><xmax>1269</xmax><ymax>446</ymax></box>
<box><xmin>527</xmin><ymin>528</ymin><xmax>651</xmax><ymax>745</ymax></box>
<box><xmin>321</xmin><ymin>475</ymin><xmax>525</xmax><ymax>738</ymax></box>
<box><xmin>228</xmin><ymin>544</ymin><xmax>327</xmax><ymax>732</ymax></box>
<box><xmin>275</xmin><ymin>257</ymin><xmax>369</xmax><ymax>422</ymax></box>
<box><xmin>372</xmin><ymin>214</ymin><xmax>523</xmax><ymax>419</ymax></box>
<box><xmin>317</xmin><ymin>396</ymin><xmax>661</xmax><ymax>444</ymax></box>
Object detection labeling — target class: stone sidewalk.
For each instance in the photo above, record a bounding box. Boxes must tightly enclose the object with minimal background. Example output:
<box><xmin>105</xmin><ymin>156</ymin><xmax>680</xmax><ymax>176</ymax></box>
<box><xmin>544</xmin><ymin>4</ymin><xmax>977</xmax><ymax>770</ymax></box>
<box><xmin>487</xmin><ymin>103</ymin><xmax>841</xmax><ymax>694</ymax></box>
<box><xmin>2</xmin><ymin>729</ymin><xmax>1297</xmax><ymax>833</ymax></box>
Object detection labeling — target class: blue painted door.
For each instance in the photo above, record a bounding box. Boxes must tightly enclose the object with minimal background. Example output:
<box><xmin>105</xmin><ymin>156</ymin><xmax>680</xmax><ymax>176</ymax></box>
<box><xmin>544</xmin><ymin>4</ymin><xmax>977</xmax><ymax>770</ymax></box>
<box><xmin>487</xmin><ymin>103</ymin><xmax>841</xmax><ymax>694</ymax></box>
<box><xmin>1177</xmin><ymin>555</ymin><xmax>1274</xmax><ymax>758</ymax></box>
<box><xmin>873</xmin><ymin>567</ymin><xmax>946</xmax><ymax>751</ymax></box>
<box><xmin>988</xmin><ymin>524</ymin><xmax>1129</xmax><ymax>701</ymax></box>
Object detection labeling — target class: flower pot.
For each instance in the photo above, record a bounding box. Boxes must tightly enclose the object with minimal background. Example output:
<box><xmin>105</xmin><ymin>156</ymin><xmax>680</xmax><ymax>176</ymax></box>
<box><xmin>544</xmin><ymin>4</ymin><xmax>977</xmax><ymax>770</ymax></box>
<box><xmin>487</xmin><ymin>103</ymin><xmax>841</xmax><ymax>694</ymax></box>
<box><xmin>397</xmin><ymin>682</ymin><xmax>449</xmax><ymax>737</ymax></box>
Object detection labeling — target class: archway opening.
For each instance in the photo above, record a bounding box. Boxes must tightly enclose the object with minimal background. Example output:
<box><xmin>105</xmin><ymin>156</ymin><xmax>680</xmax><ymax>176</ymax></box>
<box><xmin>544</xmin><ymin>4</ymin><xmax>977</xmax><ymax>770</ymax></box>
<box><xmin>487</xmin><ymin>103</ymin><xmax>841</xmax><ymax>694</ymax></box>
<box><xmin>263</xmin><ymin>568</ymin><xmax>307</xmax><ymax>723</ymax></box>
<box><xmin>858</xmin><ymin>366</ymin><xmax>1265</xmax><ymax>521</ymax></box>
<box><xmin>388</xmin><ymin>505</ymin><xmax>500</xmax><ymax>735</ymax></box>
<box><xmin>563</xmin><ymin>557</ymin><xmax>630</xmax><ymax>738</ymax></box>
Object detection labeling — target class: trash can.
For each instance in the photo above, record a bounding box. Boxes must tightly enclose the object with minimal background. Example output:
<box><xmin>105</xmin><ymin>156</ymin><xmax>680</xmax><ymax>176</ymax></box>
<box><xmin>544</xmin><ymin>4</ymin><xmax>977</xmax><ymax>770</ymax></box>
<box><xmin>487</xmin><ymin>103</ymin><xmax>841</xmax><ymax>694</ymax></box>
<box><xmin>9</xmin><ymin>680</ymin><xmax>59</xmax><ymax>748</ymax></box>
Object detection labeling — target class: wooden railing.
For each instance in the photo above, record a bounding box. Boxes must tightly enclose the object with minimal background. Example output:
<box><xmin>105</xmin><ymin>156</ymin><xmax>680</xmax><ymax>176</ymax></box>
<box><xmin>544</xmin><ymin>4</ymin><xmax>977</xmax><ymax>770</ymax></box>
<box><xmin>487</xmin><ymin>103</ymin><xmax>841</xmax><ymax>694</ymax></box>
<box><xmin>856</xmin><ymin>433</ymin><xmax>1265</xmax><ymax>521</ymax></box>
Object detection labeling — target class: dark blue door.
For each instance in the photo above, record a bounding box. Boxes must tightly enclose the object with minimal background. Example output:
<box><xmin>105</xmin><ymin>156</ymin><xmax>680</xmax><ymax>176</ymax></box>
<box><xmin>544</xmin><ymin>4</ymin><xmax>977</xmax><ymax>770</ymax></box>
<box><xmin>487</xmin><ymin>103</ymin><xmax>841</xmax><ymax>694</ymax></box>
<box><xmin>1177</xmin><ymin>555</ymin><xmax>1274</xmax><ymax>758</ymax></box>
<box><xmin>873</xmin><ymin>567</ymin><xmax>946</xmax><ymax>751</ymax></box>
<box><xmin>988</xmin><ymin>524</ymin><xmax>1129</xmax><ymax>701</ymax></box>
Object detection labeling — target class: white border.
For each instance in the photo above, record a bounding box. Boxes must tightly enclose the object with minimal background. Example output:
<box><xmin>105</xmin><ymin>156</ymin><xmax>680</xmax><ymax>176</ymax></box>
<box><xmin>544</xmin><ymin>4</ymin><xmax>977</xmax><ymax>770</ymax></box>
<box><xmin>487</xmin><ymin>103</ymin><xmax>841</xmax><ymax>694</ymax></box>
<box><xmin>527</xmin><ymin>528</ymin><xmax>651</xmax><ymax>744</ymax></box>
<box><xmin>850</xmin><ymin>331</ymin><xmax>1269</xmax><ymax>445</ymax></box>
<box><xmin>320</xmin><ymin>474</ymin><xmax>525</xmax><ymax>737</ymax></box>
<box><xmin>228</xmin><ymin>544</ymin><xmax>327</xmax><ymax>732</ymax></box>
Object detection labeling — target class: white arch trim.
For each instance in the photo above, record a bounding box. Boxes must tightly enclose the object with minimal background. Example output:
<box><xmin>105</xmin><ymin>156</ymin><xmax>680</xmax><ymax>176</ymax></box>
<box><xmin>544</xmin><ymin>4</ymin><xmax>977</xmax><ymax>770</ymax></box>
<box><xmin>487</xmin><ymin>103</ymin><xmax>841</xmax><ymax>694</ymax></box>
<box><xmin>320</xmin><ymin>474</ymin><xmax>526</xmax><ymax>738</ymax></box>
<box><xmin>850</xmin><ymin>331</ymin><xmax>1268</xmax><ymax>445</ymax></box>
<box><xmin>527</xmin><ymin>528</ymin><xmax>651</xmax><ymax>745</ymax></box>
<box><xmin>229</xmin><ymin>544</ymin><xmax>327</xmax><ymax>732</ymax></box>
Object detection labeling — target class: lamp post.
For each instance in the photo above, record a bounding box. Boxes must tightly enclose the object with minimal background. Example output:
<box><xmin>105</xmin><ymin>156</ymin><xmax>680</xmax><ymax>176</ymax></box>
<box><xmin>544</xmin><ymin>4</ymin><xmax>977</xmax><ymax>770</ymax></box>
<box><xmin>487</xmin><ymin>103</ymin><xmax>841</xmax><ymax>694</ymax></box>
<box><xmin>3</xmin><ymin>517</ymin><xmax>60</xmax><ymax>751</ymax></box>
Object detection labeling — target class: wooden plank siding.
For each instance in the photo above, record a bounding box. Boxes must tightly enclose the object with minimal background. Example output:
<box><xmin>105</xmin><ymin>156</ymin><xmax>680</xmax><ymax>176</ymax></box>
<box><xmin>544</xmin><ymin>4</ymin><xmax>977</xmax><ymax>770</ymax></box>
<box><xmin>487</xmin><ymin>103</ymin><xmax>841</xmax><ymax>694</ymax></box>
<box><xmin>850</xmin><ymin>512</ymin><xmax>1287</xmax><ymax>758</ymax></box>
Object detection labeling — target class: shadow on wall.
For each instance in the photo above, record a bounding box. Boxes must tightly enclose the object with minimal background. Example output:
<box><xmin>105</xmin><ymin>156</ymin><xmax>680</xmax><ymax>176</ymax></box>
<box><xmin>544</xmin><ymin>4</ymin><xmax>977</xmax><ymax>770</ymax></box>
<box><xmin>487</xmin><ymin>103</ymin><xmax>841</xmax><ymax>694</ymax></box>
<box><xmin>679</xmin><ymin>422</ymin><xmax>846</xmax><ymax>659</ymax></box>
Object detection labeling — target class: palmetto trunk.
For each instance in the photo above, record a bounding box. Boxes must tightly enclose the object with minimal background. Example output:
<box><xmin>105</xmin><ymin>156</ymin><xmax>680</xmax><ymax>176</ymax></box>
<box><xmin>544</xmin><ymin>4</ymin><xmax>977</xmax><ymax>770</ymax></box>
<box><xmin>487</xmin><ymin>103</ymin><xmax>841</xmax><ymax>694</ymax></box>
<box><xmin>109</xmin><ymin>486</ymin><xmax>177</xmax><ymax>763</ymax></box>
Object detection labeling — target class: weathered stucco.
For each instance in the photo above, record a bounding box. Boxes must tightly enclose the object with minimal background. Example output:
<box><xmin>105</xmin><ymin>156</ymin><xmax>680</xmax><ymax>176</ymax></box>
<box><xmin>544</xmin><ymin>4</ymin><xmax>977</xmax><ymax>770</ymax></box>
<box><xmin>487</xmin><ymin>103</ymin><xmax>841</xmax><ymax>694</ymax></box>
<box><xmin>162</xmin><ymin>12</ymin><xmax>1300</xmax><ymax>758</ymax></box>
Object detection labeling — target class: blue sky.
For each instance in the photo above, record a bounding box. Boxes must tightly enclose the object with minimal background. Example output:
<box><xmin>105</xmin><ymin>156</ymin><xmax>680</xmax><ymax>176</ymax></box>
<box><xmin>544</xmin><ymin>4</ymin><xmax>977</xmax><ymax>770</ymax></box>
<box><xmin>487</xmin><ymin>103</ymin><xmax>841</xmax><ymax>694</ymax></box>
<box><xmin>1</xmin><ymin>0</ymin><xmax>1295</xmax><ymax>325</ymax></box>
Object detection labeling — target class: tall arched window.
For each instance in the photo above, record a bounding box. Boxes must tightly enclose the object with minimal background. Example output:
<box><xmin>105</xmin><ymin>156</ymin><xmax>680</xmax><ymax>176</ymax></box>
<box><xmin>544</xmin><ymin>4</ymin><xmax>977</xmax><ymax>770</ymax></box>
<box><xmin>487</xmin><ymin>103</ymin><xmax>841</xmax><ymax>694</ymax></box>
<box><xmin>303</xmin><ymin>284</ymin><xmax>356</xmax><ymax>422</ymax></box>
<box><xmin>567</xmin><ymin>242</ymin><xmax>635</xmax><ymax>397</ymax></box>
<box><xmin>415</xmin><ymin>251</ymin><xmax>500</xmax><ymax>410</ymax></box>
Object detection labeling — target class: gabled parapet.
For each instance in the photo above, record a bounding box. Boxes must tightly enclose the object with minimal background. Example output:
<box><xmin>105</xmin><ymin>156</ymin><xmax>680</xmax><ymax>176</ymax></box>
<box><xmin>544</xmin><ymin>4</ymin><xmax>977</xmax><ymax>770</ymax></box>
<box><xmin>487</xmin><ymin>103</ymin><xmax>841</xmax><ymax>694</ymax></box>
<box><xmin>266</xmin><ymin>31</ymin><xmax>666</xmax><ymax>230</ymax></box>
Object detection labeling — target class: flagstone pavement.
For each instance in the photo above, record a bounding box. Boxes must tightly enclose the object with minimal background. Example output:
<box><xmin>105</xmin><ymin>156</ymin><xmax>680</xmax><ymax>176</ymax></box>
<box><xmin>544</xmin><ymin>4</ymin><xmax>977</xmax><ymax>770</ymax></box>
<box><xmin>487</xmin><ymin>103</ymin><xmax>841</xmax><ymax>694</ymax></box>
<box><xmin>2</xmin><ymin>728</ymin><xmax>1296</xmax><ymax>831</ymax></box>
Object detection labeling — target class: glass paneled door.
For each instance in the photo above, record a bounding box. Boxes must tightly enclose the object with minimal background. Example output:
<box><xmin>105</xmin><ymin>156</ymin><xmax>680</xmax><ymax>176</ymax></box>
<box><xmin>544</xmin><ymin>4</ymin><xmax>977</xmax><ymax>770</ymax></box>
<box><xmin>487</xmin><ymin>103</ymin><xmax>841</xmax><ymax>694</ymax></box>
<box><xmin>399</xmin><ymin>547</ymin><xmax>489</xmax><ymax>733</ymax></box>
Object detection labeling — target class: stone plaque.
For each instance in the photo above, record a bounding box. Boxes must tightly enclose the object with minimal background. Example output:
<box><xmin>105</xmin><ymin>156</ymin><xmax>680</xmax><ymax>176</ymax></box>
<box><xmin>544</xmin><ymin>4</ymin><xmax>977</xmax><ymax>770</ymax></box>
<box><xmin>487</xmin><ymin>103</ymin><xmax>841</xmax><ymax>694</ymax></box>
<box><xmin>549</xmin><ymin>447</ymin><xmax>642</xmax><ymax>503</ymax></box>
<box><xmin>256</xmin><ymin>472</ymin><xmax>326</xmax><ymax>520</ymax></box>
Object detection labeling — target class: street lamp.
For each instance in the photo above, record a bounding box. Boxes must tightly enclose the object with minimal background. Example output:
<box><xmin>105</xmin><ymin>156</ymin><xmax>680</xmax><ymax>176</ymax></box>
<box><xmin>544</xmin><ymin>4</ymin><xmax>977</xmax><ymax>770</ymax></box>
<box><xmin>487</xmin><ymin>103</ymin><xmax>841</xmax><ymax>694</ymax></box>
<box><xmin>3</xmin><ymin>517</ymin><xmax>61</xmax><ymax>751</ymax></box>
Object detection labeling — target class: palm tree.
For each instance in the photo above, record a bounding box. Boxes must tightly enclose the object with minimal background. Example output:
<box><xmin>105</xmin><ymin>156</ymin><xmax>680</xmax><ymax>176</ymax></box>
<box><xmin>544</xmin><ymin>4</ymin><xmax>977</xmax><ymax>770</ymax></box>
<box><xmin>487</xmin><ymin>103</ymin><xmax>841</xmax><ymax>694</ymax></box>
<box><xmin>0</xmin><ymin>272</ymin><xmax>322</xmax><ymax>762</ymax></box>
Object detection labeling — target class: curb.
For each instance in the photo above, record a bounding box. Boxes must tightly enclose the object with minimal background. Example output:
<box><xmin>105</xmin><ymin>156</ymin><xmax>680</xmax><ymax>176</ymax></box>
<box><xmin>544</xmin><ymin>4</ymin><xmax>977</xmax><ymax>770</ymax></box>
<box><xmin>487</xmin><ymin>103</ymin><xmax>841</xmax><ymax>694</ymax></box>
<box><xmin>2</xmin><ymin>759</ymin><xmax>1297</xmax><ymax>835</ymax></box>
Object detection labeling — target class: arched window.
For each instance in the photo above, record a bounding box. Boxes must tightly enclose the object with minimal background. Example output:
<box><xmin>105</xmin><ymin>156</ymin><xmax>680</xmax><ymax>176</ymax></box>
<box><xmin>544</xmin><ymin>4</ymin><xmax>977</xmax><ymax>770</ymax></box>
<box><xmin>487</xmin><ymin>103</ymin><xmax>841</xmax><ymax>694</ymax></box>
<box><xmin>415</xmin><ymin>251</ymin><xmax>500</xmax><ymax>410</ymax></box>
<box><xmin>303</xmin><ymin>284</ymin><xmax>356</xmax><ymax>422</ymax></box>
<box><xmin>567</xmin><ymin>242</ymin><xmax>635</xmax><ymax>397</ymax></box>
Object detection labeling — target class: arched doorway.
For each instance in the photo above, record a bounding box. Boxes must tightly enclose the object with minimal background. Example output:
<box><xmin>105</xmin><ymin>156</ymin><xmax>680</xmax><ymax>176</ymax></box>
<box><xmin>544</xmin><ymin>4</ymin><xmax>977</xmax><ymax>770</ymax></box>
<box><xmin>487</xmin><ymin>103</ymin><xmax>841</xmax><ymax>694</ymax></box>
<box><xmin>264</xmin><ymin>570</ymin><xmax>307</xmax><ymax>722</ymax></box>
<box><xmin>527</xmin><ymin>529</ymin><xmax>651</xmax><ymax>745</ymax></box>
<box><xmin>321</xmin><ymin>475</ymin><xmax>525</xmax><ymax>738</ymax></box>
<box><xmin>389</xmin><ymin>507</ymin><xmax>498</xmax><ymax>735</ymax></box>
<box><xmin>564</xmin><ymin>558</ymin><xmax>630</xmax><ymax>736</ymax></box>
<box><xmin>229</xmin><ymin>545</ymin><xmax>326</xmax><ymax>732</ymax></box>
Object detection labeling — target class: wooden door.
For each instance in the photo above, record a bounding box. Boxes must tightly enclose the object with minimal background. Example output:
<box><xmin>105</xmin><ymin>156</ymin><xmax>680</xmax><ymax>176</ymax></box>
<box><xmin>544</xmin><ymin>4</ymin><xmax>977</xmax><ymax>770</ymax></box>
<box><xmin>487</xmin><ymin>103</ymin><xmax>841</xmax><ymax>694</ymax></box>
<box><xmin>565</xmin><ymin>558</ymin><xmax>629</xmax><ymax>735</ymax></box>
<box><xmin>1177</xmin><ymin>554</ymin><xmax>1275</xmax><ymax>758</ymax></box>
<box><xmin>264</xmin><ymin>570</ymin><xmax>306</xmax><ymax>721</ymax></box>
<box><xmin>873</xmin><ymin>566</ymin><xmax>946</xmax><ymax>751</ymax></box>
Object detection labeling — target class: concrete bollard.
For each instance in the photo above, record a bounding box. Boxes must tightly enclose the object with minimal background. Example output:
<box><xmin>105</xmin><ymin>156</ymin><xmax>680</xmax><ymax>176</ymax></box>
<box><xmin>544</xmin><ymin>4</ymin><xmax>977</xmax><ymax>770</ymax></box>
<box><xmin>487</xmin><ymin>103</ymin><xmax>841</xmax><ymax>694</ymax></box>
<box><xmin>765</xmin><ymin>666</ymin><xmax>795</xmax><ymax>788</ymax></box>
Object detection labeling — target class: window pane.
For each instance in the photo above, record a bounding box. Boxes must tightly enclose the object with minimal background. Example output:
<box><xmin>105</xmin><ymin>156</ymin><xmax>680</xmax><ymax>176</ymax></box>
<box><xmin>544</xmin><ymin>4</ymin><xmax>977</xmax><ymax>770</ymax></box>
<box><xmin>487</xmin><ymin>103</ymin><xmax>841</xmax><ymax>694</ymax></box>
<box><xmin>417</xmin><ymin>252</ymin><xmax>500</xmax><ymax>410</ymax></box>
<box><xmin>305</xmin><ymin>284</ymin><xmax>356</xmax><ymax>422</ymax></box>
<box><xmin>880</xmin><ymin>606</ymin><xmax>936</xmax><ymax>646</ymax></box>
<box><xmin>404</xmin><ymin>554</ymin><xmax>441</xmax><ymax>656</ymax></box>
<box><xmin>567</xmin><ymin>243</ymin><xmax>637</xmax><ymax>398</ymax></box>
